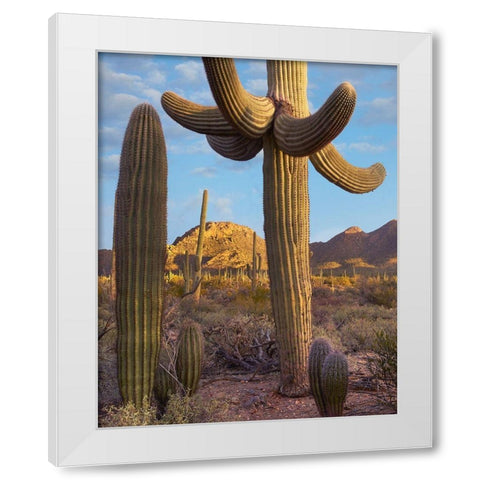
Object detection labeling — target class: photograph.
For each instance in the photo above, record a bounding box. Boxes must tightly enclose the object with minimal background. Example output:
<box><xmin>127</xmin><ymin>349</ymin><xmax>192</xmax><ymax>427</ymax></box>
<box><xmin>97</xmin><ymin>53</ymin><xmax>398</xmax><ymax>428</ymax></box>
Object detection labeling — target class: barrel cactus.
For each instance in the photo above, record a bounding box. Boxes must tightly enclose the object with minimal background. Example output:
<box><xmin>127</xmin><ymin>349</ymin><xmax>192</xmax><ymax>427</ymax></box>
<box><xmin>308</xmin><ymin>338</ymin><xmax>334</xmax><ymax>416</ymax></box>
<box><xmin>153</xmin><ymin>349</ymin><xmax>175</xmax><ymax>410</ymax></box>
<box><xmin>320</xmin><ymin>351</ymin><xmax>349</xmax><ymax>416</ymax></box>
<box><xmin>113</xmin><ymin>103</ymin><xmax>167</xmax><ymax>407</ymax></box>
<box><xmin>161</xmin><ymin>58</ymin><xmax>385</xmax><ymax>396</ymax></box>
<box><xmin>175</xmin><ymin>322</ymin><xmax>204</xmax><ymax>396</ymax></box>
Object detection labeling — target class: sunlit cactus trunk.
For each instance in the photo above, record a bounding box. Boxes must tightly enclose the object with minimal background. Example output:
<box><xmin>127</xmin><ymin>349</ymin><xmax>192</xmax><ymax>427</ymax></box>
<box><xmin>113</xmin><ymin>103</ymin><xmax>167</xmax><ymax>408</ymax></box>
<box><xmin>263</xmin><ymin>61</ymin><xmax>312</xmax><ymax>396</ymax></box>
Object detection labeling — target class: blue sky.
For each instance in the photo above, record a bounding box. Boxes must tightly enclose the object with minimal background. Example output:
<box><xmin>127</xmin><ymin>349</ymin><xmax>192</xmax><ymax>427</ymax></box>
<box><xmin>98</xmin><ymin>53</ymin><xmax>397</xmax><ymax>249</ymax></box>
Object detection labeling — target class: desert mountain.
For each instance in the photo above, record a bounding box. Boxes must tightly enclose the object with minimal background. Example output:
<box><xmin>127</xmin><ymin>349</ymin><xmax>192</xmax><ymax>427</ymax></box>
<box><xmin>310</xmin><ymin>220</ymin><xmax>397</xmax><ymax>273</ymax></box>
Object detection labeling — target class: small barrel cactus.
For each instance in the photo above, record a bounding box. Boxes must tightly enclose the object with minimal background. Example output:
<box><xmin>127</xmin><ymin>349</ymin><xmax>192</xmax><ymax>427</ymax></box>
<box><xmin>308</xmin><ymin>338</ymin><xmax>333</xmax><ymax>416</ymax></box>
<box><xmin>153</xmin><ymin>349</ymin><xmax>175</xmax><ymax>410</ymax></box>
<box><xmin>175</xmin><ymin>322</ymin><xmax>204</xmax><ymax>396</ymax></box>
<box><xmin>320</xmin><ymin>351</ymin><xmax>349</xmax><ymax>417</ymax></box>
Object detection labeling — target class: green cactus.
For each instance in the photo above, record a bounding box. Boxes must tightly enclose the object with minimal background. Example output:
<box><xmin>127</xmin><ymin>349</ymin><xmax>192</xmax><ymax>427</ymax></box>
<box><xmin>183</xmin><ymin>250</ymin><xmax>191</xmax><ymax>294</ymax></box>
<box><xmin>192</xmin><ymin>189</ymin><xmax>208</xmax><ymax>301</ymax></box>
<box><xmin>321</xmin><ymin>351</ymin><xmax>349</xmax><ymax>416</ymax></box>
<box><xmin>175</xmin><ymin>322</ymin><xmax>204</xmax><ymax>396</ymax></box>
<box><xmin>161</xmin><ymin>58</ymin><xmax>385</xmax><ymax>397</ymax></box>
<box><xmin>153</xmin><ymin>349</ymin><xmax>175</xmax><ymax>410</ymax></box>
<box><xmin>308</xmin><ymin>338</ymin><xmax>333</xmax><ymax>416</ymax></box>
<box><xmin>113</xmin><ymin>103</ymin><xmax>167</xmax><ymax>407</ymax></box>
<box><xmin>246</xmin><ymin>232</ymin><xmax>262</xmax><ymax>291</ymax></box>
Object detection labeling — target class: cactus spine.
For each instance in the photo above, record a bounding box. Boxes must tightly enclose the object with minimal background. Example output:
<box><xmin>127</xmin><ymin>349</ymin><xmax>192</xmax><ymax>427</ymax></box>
<box><xmin>175</xmin><ymin>322</ymin><xmax>204</xmax><ymax>395</ymax></box>
<box><xmin>161</xmin><ymin>58</ymin><xmax>386</xmax><ymax>397</ymax></box>
<box><xmin>308</xmin><ymin>338</ymin><xmax>334</xmax><ymax>416</ymax></box>
<box><xmin>320</xmin><ymin>352</ymin><xmax>349</xmax><ymax>416</ymax></box>
<box><xmin>113</xmin><ymin>103</ymin><xmax>167</xmax><ymax>407</ymax></box>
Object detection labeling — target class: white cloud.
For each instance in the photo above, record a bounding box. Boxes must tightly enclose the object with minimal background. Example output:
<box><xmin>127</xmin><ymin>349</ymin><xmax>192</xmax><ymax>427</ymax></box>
<box><xmin>174</xmin><ymin>60</ymin><xmax>204</xmax><ymax>83</ymax></box>
<box><xmin>246</xmin><ymin>78</ymin><xmax>267</xmax><ymax>95</ymax></box>
<box><xmin>359</xmin><ymin>96</ymin><xmax>396</xmax><ymax>125</ymax></box>
<box><xmin>348</xmin><ymin>142</ymin><xmax>387</xmax><ymax>154</ymax></box>
<box><xmin>190</xmin><ymin>166</ymin><xmax>217</xmax><ymax>178</ymax></box>
<box><xmin>99</xmin><ymin>154</ymin><xmax>120</xmax><ymax>179</ymax></box>
<box><xmin>333</xmin><ymin>141</ymin><xmax>386</xmax><ymax>154</ymax></box>
<box><xmin>246</xmin><ymin>60</ymin><xmax>266</xmax><ymax>75</ymax></box>
<box><xmin>169</xmin><ymin>138</ymin><xmax>212</xmax><ymax>155</ymax></box>
<box><xmin>213</xmin><ymin>196</ymin><xmax>233</xmax><ymax>218</ymax></box>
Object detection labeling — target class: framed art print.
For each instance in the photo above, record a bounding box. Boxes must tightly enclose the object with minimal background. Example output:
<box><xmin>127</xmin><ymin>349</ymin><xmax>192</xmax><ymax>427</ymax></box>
<box><xmin>49</xmin><ymin>14</ymin><xmax>432</xmax><ymax>466</ymax></box>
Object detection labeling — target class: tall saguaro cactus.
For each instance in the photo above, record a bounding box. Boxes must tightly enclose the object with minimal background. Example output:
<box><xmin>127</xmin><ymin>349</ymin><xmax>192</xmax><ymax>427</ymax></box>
<box><xmin>161</xmin><ymin>58</ymin><xmax>386</xmax><ymax>396</ymax></box>
<box><xmin>113</xmin><ymin>103</ymin><xmax>167</xmax><ymax>407</ymax></box>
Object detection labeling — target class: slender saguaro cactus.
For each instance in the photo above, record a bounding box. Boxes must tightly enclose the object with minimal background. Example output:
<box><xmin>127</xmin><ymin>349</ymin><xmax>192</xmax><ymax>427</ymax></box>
<box><xmin>113</xmin><ymin>103</ymin><xmax>167</xmax><ymax>407</ymax></box>
<box><xmin>246</xmin><ymin>232</ymin><xmax>262</xmax><ymax>291</ymax></box>
<box><xmin>161</xmin><ymin>58</ymin><xmax>385</xmax><ymax>396</ymax></box>
<box><xmin>183</xmin><ymin>250</ymin><xmax>191</xmax><ymax>294</ymax></box>
<box><xmin>192</xmin><ymin>189</ymin><xmax>208</xmax><ymax>301</ymax></box>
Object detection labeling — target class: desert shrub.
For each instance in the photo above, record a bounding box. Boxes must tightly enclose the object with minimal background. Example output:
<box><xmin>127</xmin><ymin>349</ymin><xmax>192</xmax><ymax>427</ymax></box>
<box><xmin>201</xmin><ymin>313</ymin><xmax>277</xmax><ymax>372</ymax></box>
<box><xmin>165</xmin><ymin>274</ymin><xmax>185</xmax><ymax>297</ymax></box>
<box><xmin>360</xmin><ymin>277</ymin><xmax>397</xmax><ymax>309</ymax></box>
<box><xmin>311</xmin><ymin>302</ymin><xmax>396</xmax><ymax>354</ymax></box>
<box><xmin>159</xmin><ymin>393</ymin><xmax>230</xmax><ymax>424</ymax></box>
<box><xmin>98</xmin><ymin>275</ymin><xmax>113</xmax><ymax>305</ymax></box>
<box><xmin>366</xmin><ymin>329</ymin><xmax>397</xmax><ymax>408</ymax></box>
<box><xmin>99</xmin><ymin>400</ymin><xmax>158</xmax><ymax>428</ymax></box>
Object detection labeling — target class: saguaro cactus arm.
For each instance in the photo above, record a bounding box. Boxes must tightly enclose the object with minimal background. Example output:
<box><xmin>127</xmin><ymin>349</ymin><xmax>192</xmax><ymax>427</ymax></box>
<box><xmin>309</xmin><ymin>143</ymin><xmax>386</xmax><ymax>194</ymax></box>
<box><xmin>273</xmin><ymin>82</ymin><xmax>356</xmax><ymax>157</ymax></box>
<box><xmin>206</xmin><ymin>134</ymin><xmax>263</xmax><ymax>160</ymax></box>
<box><xmin>203</xmin><ymin>57</ymin><xmax>275</xmax><ymax>138</ymax></box>
<box><xmin>161</xmin><ymin>92</ymin><xmax>237</xmax><ymax>136</ymax></box>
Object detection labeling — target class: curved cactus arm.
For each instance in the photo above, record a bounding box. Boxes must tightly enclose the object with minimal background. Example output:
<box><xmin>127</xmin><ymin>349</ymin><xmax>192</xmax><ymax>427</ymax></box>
<box><xmin>206</xmin><ymin>134</ymin><xmax>263</xmax><ymax>160</ymax></box>
<box><xmin>203</xmin><ymin>57</ymin><xmax>275</xmax><ymax>139</ymax></box>
<box><xmin>273</xmin><ymin>82</ymin><xmax>356</xmax><ymax>157</ymax></box>
<box><xmin>161</xmin><ymin>91</ymin><xmax>236</xmax><ymax>136</ymax></box>
<box><xmin>309</xmin><ymin>143</ymin><xmax>386</xmax><ymax>193</ymax></box>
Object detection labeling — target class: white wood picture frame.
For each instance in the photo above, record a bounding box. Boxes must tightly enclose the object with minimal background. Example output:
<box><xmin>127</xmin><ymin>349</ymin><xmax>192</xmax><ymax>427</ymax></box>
<box><xmin>49</xmin><ymin>13</ymin><xmax>432</xmax><ymax>467</ymax></box>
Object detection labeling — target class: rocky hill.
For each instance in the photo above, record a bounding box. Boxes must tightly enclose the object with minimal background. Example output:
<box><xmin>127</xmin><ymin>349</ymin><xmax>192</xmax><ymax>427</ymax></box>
<box><xmin>99</xmin><ymin>220</ymin><xmax>396</xmax><ymax>276</ymax></box>
<box><xmin>168</xmin><ymin>221</ymin><xmax>267</xmax><ymax>271</ymax></box>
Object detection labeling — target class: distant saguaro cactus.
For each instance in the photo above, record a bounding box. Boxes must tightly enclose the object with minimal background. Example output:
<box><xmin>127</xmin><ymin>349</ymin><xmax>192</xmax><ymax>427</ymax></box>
<box><xmin>175</xmin><ymin>322</ymin><xmax>204</xmax><ymax>396</ymax></box>
<box><xmin>113</xmin><ymin>103</ymin><xmax>167</xmax><ymax>407</ymax></box>
<box><xmin>246</xmin><ymin>232</ymin><xmax>262</xmax><ymax>291</ymax></box>
<box><xmin>162</xmin><ymin>58</ymin><xmax>385</xmax><ymax>396</ymax></box>
<box><xmin>192</xmin><ymin>190</ymin><xmax>208</xmax><ymax>302</ymax></box>
<box><xmin>308</xmin><ymin>338</ymin><xmax>334</xmax><ymax>416</ymax></box>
